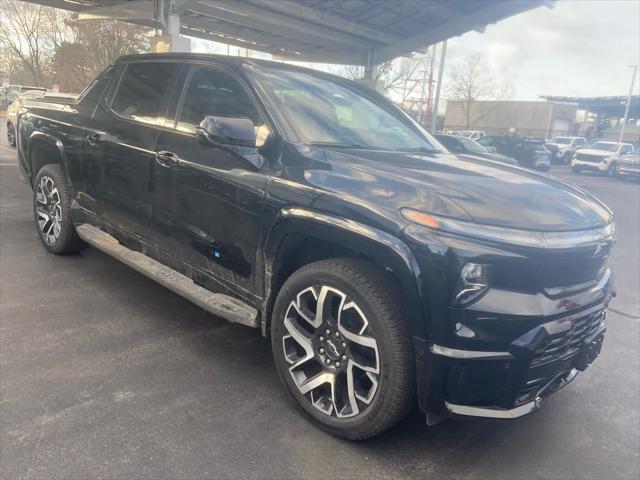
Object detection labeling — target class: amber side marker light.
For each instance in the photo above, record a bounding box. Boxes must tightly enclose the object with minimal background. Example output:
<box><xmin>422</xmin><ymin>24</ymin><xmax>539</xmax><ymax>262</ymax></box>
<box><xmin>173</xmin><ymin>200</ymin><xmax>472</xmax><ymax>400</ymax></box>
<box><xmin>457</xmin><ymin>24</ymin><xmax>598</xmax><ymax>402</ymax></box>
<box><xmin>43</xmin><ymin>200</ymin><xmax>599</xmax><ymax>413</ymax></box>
<box><xmin>401</xmin><ymin>208</ymin><xmax>441</xmax><ymax>229</ymax></box>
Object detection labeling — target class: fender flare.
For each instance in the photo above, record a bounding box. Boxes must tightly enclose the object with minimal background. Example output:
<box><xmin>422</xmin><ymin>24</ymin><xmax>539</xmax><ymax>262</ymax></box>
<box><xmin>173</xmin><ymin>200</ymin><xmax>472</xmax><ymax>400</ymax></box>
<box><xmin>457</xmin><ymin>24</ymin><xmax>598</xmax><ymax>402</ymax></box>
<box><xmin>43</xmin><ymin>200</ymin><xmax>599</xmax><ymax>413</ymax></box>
<box><xmin>26</xmin><ymin>130</ymin><xmax>67</xmax><ymax>183</ymax></box>
<box><xmin>261</xmin><ymin>207</ymin><xmax>427</xmax><ymax>339</ymax></box>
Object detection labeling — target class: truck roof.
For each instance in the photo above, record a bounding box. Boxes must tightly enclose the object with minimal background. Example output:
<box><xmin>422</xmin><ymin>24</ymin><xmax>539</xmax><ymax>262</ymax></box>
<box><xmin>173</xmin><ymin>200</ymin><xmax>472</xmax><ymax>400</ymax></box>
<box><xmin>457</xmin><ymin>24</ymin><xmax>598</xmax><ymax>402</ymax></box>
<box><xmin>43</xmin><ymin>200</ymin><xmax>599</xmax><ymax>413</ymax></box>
<box><xmin>114</xmin><ymin>52</ymin><xmax>346</xmax><ymax>80</ymax></box>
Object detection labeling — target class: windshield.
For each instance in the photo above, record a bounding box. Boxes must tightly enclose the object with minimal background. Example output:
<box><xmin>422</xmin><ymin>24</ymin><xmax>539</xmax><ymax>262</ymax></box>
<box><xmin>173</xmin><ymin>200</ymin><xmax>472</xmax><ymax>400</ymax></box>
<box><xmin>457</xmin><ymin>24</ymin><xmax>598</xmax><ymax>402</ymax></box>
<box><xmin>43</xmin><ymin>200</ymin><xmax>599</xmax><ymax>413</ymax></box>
<box><xmin>254</xmin><ymin>67</ymin><xmax>440</xmax><ymax>151</ymax></box>
<box><xmin>553</xmin><ymin>137</ymin><xmax>572</xmax><ymax>144</ymax></box>
<box><xmin>19</xmin><ymin>91</ymin><xmax>43</xmax><ymax>100</ymax></box>
<box><xmin>457</xmin><ymin>136</ymin><xmax>488</xmax><ymax>154</ymax></box>
<box><xmin>591</xmin><ymin>142</ymin><xmax>619</xmax><ymax>152</ymax></box>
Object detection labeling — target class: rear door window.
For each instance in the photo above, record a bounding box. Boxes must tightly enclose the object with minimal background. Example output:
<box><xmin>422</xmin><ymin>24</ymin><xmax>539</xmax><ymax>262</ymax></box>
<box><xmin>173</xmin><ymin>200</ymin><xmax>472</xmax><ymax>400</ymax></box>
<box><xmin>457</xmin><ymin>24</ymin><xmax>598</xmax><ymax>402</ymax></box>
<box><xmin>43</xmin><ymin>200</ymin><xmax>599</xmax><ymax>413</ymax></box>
<box><xmin>110</xmin><ymin>62</ymin><xmax>180</xmax><ymax>126</ymax></box>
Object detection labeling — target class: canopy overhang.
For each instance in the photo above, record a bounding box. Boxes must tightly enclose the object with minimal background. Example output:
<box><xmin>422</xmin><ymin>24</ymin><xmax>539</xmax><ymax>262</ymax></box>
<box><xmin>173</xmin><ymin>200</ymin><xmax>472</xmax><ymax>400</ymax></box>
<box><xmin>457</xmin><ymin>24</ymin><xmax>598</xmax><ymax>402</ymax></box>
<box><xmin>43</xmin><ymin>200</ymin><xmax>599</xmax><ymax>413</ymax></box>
<box><xmin>25</xmin><ymin>0</ymin><xmax>551</xmax><ymax>65</ymax></box>
<box><xmin>541</xmin><ymin>95</ymin><xmax>640</xmax><ymax>118</ymax></box>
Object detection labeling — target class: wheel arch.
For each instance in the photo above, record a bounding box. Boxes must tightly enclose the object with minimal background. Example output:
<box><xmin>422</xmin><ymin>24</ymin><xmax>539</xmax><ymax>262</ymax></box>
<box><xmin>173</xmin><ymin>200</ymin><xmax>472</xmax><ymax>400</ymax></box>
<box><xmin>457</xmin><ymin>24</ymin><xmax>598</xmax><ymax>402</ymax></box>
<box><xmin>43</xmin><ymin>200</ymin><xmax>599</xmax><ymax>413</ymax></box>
<box><xmin>261</xmin><ymin>207</ymin><xmax>426</xmax><ymax>340</ymax></box>
<box><xmin>26</xmin><ymin>131</ymin><xmax>66</xmax><ymax>186</ymax></box>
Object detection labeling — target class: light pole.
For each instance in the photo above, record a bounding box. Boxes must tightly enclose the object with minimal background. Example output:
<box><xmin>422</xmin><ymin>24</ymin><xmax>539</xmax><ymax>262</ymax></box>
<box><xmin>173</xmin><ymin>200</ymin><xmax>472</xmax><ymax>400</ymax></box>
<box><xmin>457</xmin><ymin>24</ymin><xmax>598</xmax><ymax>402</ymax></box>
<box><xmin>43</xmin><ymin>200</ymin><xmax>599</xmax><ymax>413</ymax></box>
<box><xmin>431</xmin><ymin>40</ymin><xmax>447</xmax><ymax>133</ymax></box>
<box><xmin>618</xmin><ymin>65</ymin><xmax>638</xmax><ymax>144</ymax></box>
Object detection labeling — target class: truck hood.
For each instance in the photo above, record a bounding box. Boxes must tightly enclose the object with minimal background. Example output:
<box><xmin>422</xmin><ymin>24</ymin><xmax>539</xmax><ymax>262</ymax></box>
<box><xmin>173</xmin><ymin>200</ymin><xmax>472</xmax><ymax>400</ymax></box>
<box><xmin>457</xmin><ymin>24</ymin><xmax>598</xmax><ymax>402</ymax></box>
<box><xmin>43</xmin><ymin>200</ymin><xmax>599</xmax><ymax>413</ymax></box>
<box><xmin>459</xmin><ymin>152</ymin><xmax>518</xmax><ymax>165</ymax></box>
<box><xmin>319</xmin><ymin>148</ymin><xmax>612</xmax><ymax>232</ymax></box>
<box><xmin>576</xmin><ymin>148</ymin><xmax>618</xmax><ymax>157</ymax></box>
<box><xmin>548</xmin><ymin>143</ymin><xmax>570</xmax><ymax>151</ymax></box>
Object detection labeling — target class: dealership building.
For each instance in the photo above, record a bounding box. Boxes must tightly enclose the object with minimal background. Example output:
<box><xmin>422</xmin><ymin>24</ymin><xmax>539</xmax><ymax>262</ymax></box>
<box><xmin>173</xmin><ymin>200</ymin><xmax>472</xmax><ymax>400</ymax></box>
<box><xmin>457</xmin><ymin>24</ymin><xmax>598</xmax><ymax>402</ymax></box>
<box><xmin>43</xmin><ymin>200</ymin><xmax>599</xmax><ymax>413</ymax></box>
<box><xmin>444</xmin><ymin>100</ymin><xmax>579</xmax><ymax>139</ymax></box>
<box><xmin>444</xmin><ymin>95</ymin><xmax>640</xmax><ymax>142</ymax></box>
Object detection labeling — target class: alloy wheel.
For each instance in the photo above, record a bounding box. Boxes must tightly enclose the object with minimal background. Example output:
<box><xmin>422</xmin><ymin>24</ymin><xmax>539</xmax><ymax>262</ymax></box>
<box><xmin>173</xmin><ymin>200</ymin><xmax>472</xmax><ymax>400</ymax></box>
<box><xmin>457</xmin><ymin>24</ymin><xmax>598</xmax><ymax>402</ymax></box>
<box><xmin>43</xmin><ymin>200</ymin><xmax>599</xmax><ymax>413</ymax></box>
<box><xmin>35</xmin><ymin>175</ymin><xmax>62</xmax><ymax>244</ymax></box>
<box><xmin>7</xmin><ymin>124</ymin><xmax>15</xmax><ymax>145</ymax></box>
<box><xmin>282</xmin><ymin>285</ymin><xmax>380</xmax><ymax>418</ymax></box>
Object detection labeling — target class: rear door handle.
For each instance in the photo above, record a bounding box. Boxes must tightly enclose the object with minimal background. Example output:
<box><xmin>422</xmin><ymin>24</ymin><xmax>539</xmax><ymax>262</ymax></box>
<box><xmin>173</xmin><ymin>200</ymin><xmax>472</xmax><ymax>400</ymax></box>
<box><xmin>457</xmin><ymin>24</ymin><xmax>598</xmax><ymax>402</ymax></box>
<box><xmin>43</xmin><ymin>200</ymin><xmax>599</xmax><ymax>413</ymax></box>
<box><xmin>86</xmin><ymin>133</ymin><xmax>102</xmax><ymax>146</ymax></box>
<box><xmin>155</xmin><ymin>150</ymin><xmax>180</xmax><ymax>166</ymax></box>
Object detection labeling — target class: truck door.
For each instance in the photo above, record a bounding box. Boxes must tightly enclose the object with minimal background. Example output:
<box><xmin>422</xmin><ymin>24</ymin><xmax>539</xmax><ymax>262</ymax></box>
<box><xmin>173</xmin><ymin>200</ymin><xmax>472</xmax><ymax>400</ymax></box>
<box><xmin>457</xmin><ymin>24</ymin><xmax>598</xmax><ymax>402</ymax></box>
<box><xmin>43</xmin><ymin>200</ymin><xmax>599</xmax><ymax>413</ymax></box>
<box><xmin>149</xmin><ymin>64</ymin><xmax>270</xmax><ymax>295</ymax></box>
<box><xmin>66</xmin><ymin>67</ymin><xmax>114</xmax><ymax>218</ymax></box>
<box><xmin>83</xmin><ymin>61</ymin><xmax>180</xmax><ymax>239</ymax></box>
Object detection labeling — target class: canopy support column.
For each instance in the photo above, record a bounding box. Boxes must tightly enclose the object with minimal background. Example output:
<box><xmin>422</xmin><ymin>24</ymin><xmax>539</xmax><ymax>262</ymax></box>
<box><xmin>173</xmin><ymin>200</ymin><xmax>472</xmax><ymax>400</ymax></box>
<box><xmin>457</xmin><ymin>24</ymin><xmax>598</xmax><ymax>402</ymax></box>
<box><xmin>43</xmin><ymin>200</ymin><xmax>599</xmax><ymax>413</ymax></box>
<box><xmin>360</xmin><ymin>50</ymin><xmax>384</xmax><ymax>92</ymax></box>
<box><xmin>151</xmin><ymin>0</ymin><xmax>191</xmax><ymax>53</ymax></box>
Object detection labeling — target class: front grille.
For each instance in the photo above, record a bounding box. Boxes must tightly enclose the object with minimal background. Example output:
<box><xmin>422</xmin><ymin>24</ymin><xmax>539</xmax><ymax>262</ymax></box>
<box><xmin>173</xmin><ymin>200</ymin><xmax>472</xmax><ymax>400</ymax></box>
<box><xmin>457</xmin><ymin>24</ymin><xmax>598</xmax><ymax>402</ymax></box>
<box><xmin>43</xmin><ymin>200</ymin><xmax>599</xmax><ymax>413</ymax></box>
<box><xmin>575</xmin><ymin>153</ymin><xmax>606</xmax><ymax>163</ymax></box>
<box><xmin>530</xmin><ymin>310</ymin><xmax>605</xmax><ymax>368</ymax></box>
<box><xmin>620</xmin><ymin>161</ymin><xmax>640</xmax><ymax>170</ymax></box>
<box><xmin>542</xmin><ymin>246</ymin><xmax>608</xmax><ymax>288</ymax></box>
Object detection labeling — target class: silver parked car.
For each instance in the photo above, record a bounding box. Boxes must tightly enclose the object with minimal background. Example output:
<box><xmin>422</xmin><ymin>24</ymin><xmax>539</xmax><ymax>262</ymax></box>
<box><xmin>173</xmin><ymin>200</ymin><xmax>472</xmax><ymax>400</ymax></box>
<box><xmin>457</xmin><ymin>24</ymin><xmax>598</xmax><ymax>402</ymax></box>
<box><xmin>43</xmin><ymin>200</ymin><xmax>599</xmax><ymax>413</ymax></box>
<box><xmin>617</xmin><ymin>153</ymin><xmax>640</xmax><ymax>180</ymax></box>
<box><xmin>6</xmin><ymin>90</ymin><xmax>77</xmax><ymax>146</ymax></box>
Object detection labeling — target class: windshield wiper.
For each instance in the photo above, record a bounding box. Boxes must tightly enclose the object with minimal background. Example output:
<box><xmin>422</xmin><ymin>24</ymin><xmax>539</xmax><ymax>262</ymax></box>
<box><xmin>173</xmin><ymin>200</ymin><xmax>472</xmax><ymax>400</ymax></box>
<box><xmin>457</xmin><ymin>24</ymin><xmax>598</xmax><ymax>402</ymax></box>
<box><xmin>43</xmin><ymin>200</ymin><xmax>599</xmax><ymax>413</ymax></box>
<box><xmin>399</xmin><ymin>146</ymin><xmax>441</xmax><ymax>154</ymax></box>
<box><xmin>309</xmin><ymin>142</ymin><xmax>400</xmax><ymax>152</ymax></box>
<box><xmin>310</xmin><ymin>142</ymin><xmax>368</xmax><ymax>149</ymax></box>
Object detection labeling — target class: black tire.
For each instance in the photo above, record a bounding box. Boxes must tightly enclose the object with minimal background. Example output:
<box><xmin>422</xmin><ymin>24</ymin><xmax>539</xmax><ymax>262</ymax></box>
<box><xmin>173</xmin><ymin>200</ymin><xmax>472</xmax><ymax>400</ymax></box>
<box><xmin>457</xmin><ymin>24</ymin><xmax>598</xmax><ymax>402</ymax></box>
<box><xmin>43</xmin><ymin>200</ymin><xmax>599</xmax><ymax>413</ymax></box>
<box><xmin>572</xmin><ymin>165</ymin><xmax>582</xmax><ymax>173</ymax></box>
<box><xmin>562</xmin><ymin>152</ymin><xmax>571</xmax><ymax>164</ymax></box>
<box><xmin>7</xmin><ymin>121</ymin><xmax>16</xmax><ymax>146</ymax></box>
<box><xmin>271</xmin><ymin>258</ymin><xmax>414</xmax><ymax>440</ymax></box>
<box><xmin>33</xmin><ymin>164</ymin><xmax>86</xmax><ymax>254</ymax></box>
<box><xmin>607</xmin><ymin>162</ymin><xmax>617</xmax><ymax>177</ymax></box>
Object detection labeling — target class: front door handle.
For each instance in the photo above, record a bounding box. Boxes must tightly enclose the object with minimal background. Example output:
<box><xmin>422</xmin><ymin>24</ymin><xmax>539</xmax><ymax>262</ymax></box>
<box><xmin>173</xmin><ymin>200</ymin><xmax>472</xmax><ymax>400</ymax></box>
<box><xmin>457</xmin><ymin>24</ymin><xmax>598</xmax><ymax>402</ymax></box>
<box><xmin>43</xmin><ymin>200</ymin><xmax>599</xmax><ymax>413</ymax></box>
<box><xmin>155</xmin><ymin>150</ymin><xmax>180</xmax><ymax>166</ymax></box>
<box><xmin>86</xmin><ymin>133</ymin><xmax>103</xmax><ymax>146</ymax></box>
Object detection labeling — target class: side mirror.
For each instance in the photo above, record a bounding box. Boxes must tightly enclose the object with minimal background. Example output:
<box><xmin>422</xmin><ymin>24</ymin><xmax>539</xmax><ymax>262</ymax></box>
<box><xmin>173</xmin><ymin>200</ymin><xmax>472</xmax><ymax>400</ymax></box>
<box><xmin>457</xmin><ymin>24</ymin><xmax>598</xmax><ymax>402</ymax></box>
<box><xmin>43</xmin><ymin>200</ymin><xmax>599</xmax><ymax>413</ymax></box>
<box><xmin>196</xmin><ymin>115</ymin><xmax>270</xmax><ymax>149</ymax></box>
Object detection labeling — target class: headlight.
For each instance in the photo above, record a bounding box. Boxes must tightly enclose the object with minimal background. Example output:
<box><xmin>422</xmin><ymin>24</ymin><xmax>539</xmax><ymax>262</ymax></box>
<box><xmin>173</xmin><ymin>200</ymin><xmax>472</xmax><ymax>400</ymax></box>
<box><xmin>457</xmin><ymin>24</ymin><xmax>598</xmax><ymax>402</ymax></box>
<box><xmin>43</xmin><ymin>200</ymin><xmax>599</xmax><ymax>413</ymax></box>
<box><xmin>401</xmin><ymin>208</ymin><xmax>615</xmax><ymax>248</ymax></box>
<box><xmin>453</xmin><ymin>263</ymin><xmax>490</xmax><ymax>305</ymax></box>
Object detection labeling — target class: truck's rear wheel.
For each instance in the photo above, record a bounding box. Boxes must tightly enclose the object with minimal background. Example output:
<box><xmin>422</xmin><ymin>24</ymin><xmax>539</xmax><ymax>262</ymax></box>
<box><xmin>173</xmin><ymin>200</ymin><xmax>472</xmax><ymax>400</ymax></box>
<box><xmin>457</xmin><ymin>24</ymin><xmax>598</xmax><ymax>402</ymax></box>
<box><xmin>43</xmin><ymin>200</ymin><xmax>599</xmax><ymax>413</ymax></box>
<box><xmin>33</xmin><ymin>164</ymin><xmax>85</xmax><ymax>254</ymax></box>
<box><xmin>271</xmin><ymin>258</ymin><xmax>414</xmax><ymax>440</ymax></box>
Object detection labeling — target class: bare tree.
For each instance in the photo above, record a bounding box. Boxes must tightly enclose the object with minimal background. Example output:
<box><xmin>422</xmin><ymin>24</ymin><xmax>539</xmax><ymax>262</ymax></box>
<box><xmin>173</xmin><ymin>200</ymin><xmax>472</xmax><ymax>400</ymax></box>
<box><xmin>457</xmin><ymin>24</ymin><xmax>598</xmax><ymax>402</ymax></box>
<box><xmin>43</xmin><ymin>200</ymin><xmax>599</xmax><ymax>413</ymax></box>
<box><xmin>0</xmin><ymin>0</ymin><xmax>55</xmax><ymax>85</ymax></box>
<box><xmin>335</xmin><ymin>56</ymin><xmax>422</xmax><ymax>96</ymax></box>
<box><xmin>383</xmin><ymin>57</ymin><xmax>423</xmax><ymax>101</ymax></box>
<box><xmin>66</xmin><ymin>15</ymin><xmax>149</xmax><ymax>73</ymax></box>
<box><xmin>447</xmin><ymin>54</ymin><xmax>508</xmax><ymax>129</ymax></box>
<box><xmin>0</xmin><ymin>1</ymin><xmax>149</xmax><ymax>91</ymax></box>
<box><xmin>51</xmin><ymin>15</ymin><xmax>149</xmax><ymax>91</ymax></box>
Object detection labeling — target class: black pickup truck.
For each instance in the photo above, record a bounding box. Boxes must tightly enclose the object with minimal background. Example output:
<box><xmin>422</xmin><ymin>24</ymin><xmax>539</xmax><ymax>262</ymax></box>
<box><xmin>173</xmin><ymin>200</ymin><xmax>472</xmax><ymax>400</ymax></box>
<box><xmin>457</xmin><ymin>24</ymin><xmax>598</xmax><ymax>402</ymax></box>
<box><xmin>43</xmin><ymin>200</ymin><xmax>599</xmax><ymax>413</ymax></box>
<box><xmin>15</xmin><ymin>53</ymin><xmax>615</xmax><ymax>439</ymax></box>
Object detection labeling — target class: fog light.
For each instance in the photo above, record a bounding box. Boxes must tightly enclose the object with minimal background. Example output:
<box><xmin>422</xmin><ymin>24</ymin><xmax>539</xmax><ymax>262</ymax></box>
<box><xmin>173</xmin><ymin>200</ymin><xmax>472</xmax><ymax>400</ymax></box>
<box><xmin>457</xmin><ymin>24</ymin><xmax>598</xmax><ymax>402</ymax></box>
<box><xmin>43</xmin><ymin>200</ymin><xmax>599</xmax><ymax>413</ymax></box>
<box><xmin>453</xmin><ymin>263</ymin><xmax>490</xmax><ymax>305</ymax></box>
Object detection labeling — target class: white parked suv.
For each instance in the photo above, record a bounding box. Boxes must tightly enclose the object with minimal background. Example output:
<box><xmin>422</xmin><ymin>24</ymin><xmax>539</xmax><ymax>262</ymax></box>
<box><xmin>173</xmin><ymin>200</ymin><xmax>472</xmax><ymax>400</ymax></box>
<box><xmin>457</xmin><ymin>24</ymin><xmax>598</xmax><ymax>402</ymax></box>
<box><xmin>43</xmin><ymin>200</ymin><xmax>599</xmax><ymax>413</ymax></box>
<box><xmin>572</xmin><ymin>141</ymin><xmax>635</xmax><ymax>176</ymax></box>
<box><xmin>547</xmin><ymin>136</ymin><xmax>587</xmax><ymax>163</ymax></box>
<box><xmin>458</xmin><ymin>130</ymin><xmax>486</xmax><ymax>141</ymax></box>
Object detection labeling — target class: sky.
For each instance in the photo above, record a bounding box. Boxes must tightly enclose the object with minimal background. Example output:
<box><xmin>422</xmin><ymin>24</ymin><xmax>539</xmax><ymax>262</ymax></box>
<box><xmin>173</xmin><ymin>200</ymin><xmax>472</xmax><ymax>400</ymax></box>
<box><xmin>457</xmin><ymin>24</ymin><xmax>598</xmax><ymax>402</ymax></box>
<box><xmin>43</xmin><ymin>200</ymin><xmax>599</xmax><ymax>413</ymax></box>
<box><xmin>191</xmin><ymin>0</ymin><xmax>640</xmax><ymax>101</ymax></box>
<box><xmin>443</xmin><ymin>0</ymin><xmax>640</xmax><ymax>100</ymax></box>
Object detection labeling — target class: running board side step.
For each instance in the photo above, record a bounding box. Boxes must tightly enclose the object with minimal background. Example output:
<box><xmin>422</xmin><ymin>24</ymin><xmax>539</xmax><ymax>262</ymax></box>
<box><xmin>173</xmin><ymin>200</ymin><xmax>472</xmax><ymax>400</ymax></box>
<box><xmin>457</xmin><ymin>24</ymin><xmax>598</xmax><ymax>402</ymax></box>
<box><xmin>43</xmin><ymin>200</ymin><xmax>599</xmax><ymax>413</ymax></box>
<box><xmin>75</xmin><ymin>224</ymin><xmax>259</xmax><ymax>328</ymax></box>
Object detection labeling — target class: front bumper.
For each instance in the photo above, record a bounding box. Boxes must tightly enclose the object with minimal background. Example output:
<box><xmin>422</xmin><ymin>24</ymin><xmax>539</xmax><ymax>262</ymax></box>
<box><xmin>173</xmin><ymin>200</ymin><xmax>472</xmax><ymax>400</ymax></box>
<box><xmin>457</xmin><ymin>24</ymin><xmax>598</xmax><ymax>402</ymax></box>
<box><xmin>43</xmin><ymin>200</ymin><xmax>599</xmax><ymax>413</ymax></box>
<box><xmin>417</xmin><ymin>275</ymin><xmax>613</xmax><ymax>423</ymax></box>
<box><xmin>617</xmin><ymin>165</ymin><xmax>640</xmax><ymax>177</ymax></box>
<box><xmin>403</xmin><ymin>222</ymin><xmax>615</xmax><ymax>423</ymax></box>
<box><xmin>573</xmin><ymin>159</ymin><xmax>608</xmax><ymax>171</ymax></box>
<box><xmin>534</xmin><ymin>158</ymin><xmax>551</xmax><ymax>170</ymax></box>
<box><xmin>445</xmin><ymin>368</ymin><xmax>579</xmax><ymax>419</ymax></box>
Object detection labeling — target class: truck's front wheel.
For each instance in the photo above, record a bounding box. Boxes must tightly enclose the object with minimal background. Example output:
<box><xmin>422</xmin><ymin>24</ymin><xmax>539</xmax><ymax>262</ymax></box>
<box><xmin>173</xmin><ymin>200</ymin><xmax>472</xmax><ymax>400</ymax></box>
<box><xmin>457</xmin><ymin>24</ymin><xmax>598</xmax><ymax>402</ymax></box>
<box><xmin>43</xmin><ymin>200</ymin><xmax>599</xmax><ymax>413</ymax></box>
<box><xmin>33</xmin><ymin>164</ymin><xmax>85</xmax><ymax>254</ymax></box>
<box><xmin>271</xmin><ymin>258</ymin><xmax>414</xmax><ymax>440</ymax></box>
<box><xmin>7</xmin><ymin>122</ymin><xmax>16</xmax><ymax>146</ymax></box>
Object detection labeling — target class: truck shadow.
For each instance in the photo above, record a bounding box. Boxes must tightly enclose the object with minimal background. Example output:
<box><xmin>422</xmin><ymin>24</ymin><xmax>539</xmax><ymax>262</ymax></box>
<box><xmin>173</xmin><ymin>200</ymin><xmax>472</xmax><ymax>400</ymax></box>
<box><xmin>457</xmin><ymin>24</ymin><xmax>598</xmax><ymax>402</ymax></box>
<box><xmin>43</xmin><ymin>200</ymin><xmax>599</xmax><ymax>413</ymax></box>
<box><xmin>76</xmin><ymin>246</ymin><xmax>555</xmax><ymax>476</ymax></box>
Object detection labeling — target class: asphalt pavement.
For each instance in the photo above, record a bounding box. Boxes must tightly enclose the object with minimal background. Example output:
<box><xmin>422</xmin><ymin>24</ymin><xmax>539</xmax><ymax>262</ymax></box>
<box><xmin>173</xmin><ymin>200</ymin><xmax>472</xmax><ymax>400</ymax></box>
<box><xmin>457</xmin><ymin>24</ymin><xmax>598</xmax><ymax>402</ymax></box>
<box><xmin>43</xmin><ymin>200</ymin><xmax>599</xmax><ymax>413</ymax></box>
<box><xmin>1</xmin><ymin>119</ymin><xmax>638</xmax><ymax>480</ymax></box>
